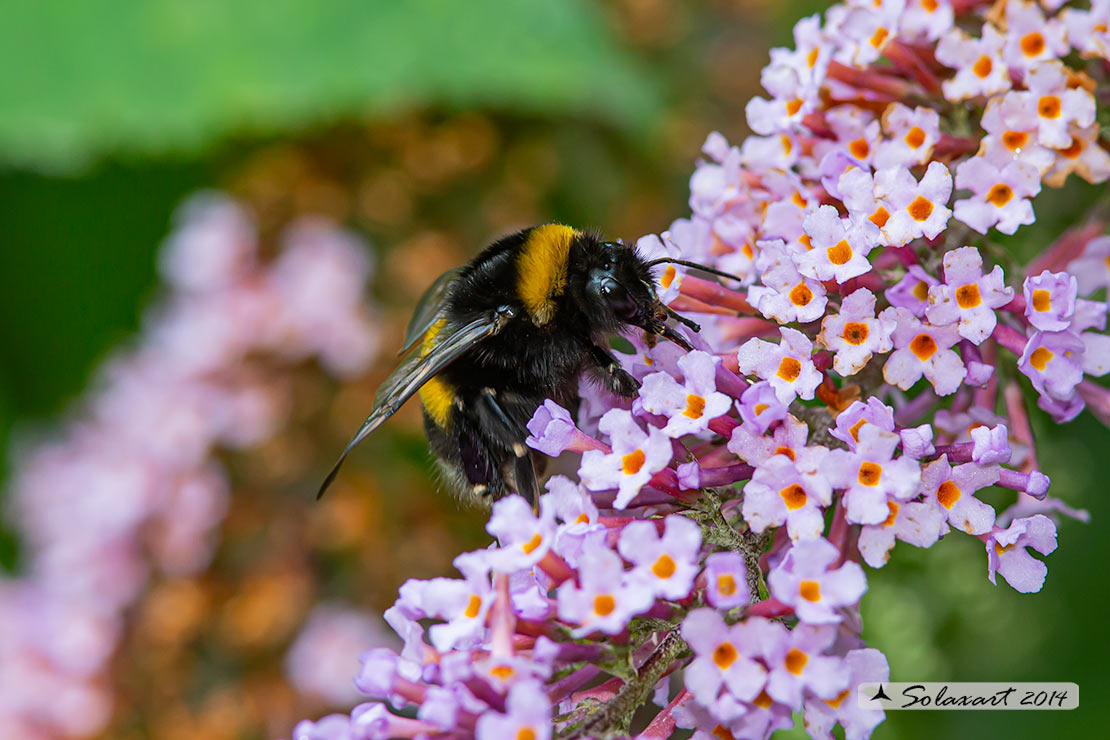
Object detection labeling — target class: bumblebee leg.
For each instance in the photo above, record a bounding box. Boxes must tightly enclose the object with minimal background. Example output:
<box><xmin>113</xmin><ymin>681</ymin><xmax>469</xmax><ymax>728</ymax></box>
<box><xmin>475</xmin><ymin>387</ymin><xmax>538</xmax><ymax>505</ymax></box>
<box><xmin>588</xmin><ymin>344</ymin><xmax>641</xmax><ymax>398</ymax></box>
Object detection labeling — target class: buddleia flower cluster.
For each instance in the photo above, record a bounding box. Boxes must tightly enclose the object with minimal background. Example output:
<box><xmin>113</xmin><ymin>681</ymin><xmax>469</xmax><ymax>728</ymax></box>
<box><xmin>290</xmin><ymin>0</ymin><xmax>1110</xmax><ymax>738</ymax></box>
<box><xmin>0</xmin><ymin>195</ymin><xmax>380</xmax><ymax>739</ymax></box>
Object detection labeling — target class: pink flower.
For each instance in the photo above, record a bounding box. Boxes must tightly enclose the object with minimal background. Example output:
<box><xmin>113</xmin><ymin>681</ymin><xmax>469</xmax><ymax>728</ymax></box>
<box><xmin>882</xmin><ymin>306</ymin><xmax>966</xmax><ymax>394</ymax></box>
<box><xmin>873</xmin><ymin>162</ymin><xmax>952</xmax><ymax>246</ymax></box>
<box><xmin>768</xmin><ymin>538</ymin><xmax>868</xmax><ymax>623</ymax></box>
<box><xmin>737</xmin><ymin>327</ymin><xmax>822</xmax><ymax>405</ymax></box>
<box><xmin>986</xmin><ymin>515</ymin><xmax>1058</xmax><ymax>593</ymax></box>
<box><xmin>818</xmin><ymin>288</ymin><xmax>896</xmax><ymax>376</ymax></box>
<box><xmin>953</xmin><ymin>156</ymin><xmax>1041</xmax><ymax>235</ymax></box>
<box><xmin>925</xmin><ymin>246</ymin><xmax>1015</xmax><ymax>343</ymax></box>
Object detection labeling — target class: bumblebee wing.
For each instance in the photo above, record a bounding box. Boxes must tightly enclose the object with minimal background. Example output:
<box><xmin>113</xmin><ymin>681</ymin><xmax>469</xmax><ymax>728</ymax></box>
<box><xmin>316</xmin><ymin>305</ymin><xmax>516</xmax><ymax>499</ymax></box>
<box><xmin>397</xmin><ymin>267</ymin><xmax>462</xmax><ymax>356</ymax></box>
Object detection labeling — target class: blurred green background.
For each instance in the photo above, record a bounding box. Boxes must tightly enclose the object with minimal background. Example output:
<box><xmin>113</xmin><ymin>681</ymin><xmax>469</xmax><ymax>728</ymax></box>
<box><xmin>0</xmin><ymin>1</ymin><xmax>1106</xmax><ymax>739</ymax></box>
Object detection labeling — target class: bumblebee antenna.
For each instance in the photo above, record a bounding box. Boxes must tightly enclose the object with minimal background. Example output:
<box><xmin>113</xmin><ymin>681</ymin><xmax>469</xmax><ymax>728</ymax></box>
<box><xmin>663</xmin><ymin>305</ymin><xmax>701</xmax><ymax>333</ymax></box>
<box><xmin>646</xmin><ymin>257</ymin><xmax>744</xmax><ymax>284</ymax></box>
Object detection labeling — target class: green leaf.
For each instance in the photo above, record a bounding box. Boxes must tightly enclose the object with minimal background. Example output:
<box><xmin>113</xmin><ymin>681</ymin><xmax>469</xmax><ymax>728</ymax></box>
<box><xmin>0</xmin><ymin>0</ymin><xmax>660</xmax><ymax>170</ymax></box>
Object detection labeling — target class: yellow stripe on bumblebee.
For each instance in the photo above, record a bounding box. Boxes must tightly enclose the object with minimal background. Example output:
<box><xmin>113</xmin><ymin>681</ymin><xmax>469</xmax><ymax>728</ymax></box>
<box><xmin>516</xmin><ymin>224</ymin><xmax>579</xmax><ymax>326</ymax></box>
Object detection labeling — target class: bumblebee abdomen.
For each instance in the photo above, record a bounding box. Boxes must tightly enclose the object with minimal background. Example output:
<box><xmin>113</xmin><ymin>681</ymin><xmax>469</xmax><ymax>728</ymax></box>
<box><xmin>419</xmin><ymin>375</ymin><xmax>456</xmax><ymax>428</ymax></box>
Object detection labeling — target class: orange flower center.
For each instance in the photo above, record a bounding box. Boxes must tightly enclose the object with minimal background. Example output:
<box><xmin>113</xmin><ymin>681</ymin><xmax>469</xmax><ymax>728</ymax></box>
<box><xmin>593</xmin><ymin>594</ymin><xmax>616</xmax><ymax>616</ymax></box>
<box><xmin>937</xmin><ymin>479</ymin><xmax>962</xmax><ymax>509</ymax></box>
<box><xmin>777</xmin><ymin>356</ymin><xmax>802</xmax><ymax>382</ymax></box>
<box><xmin>522</xmin><ymin>533</ymin><xmax>543</xmax><ymax>554</ymax></box>
<box><xmin>870</xmin><ymin>206</ymin><xmax>891</xmax><ymax>228</ymax></box>
<box><xmin>789</xmin><ymin>281</ymin><xmax>813</xmax><ymax>306</ymax></box>
<box><xmin>780</xmin><ymin>484</ymin><xmax>808</xmax><ymax>510</ymax></box>
<box><xmin>1032</xmin><ymin>289</ymin><xmax>1052</xmax><ymax>312</ymax></box>
<box><xmin>660</xmin><ymin>265</ymin><xmax>677</xmax><ymax>288</ymax></box>
<box><xmin>1021</xmin><ymin>32</ymin><xmax>1045</xmax><ymax>57</ymax></box>
<box><xmin>1038</xmin><ymin>95</ymin><xmax>1062</xmax><ymax>119</ymax></box>
<box><xmin>973</xmin><ymin>55</ymin><xmax>993</xmax><ymax>78</ymax></box>
<box><xmin>800</xmin><ymin>579</ymin><xmax>821</xmax><ymax>602</ymax></box>
<box><xmin>622</xmin><ymin>449</ymin><xmax>646</xmax><ymax>475</ymax></box>
<box><xmin>956</xmin><ymin>283</ymin><xmax>982</xmax><ymax>308</ymax></box>
<box><xmin>652</xmin><ymin>554</ymin><xmax>677</xmax><ymax>579</ymax></box>
<box><xmin>713</xmin><ymin>641</ymin><xmax>739</xmax><ymax>670</ymax></box>
<box><xmin>1029</xmin><ymin>346</ymin><xmax>1053</xmax><ymax>371</ymax></box>
<box><xmin>904</xmin><ymin>126</ymin><xmax>927</xmax><ymax>149</ymax></box>
<box><xmin>1002</xmin><ymin>131</ymin><xmax>1028</xmax><ymax>151</ymax></box>
<box><xmin>850</xmin><ymin>138</ymin><xmax>871</xmax><ymax>160</ymax></box>
<box><xmin>786</xmin><ymin>648</ymin><xmax>809</xmax><ymax>675</ymax></box>
<box><xmin>684</xmin><ymin>394</ymin><xmax>706</xmax><ymax>419</ymax></box>
<box><xmin>908</xmin><ymin>195</ymin><xmax>935</xmax><ymax>222</ymax></box>
<box><xmin>843</xmin><ymin>321</ymin><xmax>869</xmax><ymax>345</ymax></box>
<box><xmin>987</xmin><ymin>183</ymin><xmax>1013</xmax><ymax>207</ymax></box>
<box><xmin>717</xmin><ymin>573</ymin><xmax>738</xmax><ymax>596</ymax></box>
<box><xmin>827</xmin><ymin>240</ymin><xmax>854</xmax><ymax>265</ymax></box>
<box><xmin>883</xmin><ymin>500</ymin><xmax>899</xmax><ymax>527</ymax></box>
<box><xmin>464</xmin><ymin>594</ymin><xmax>482</xmax><ymax>618</ymax></box>
<box><xmin>910</xmin><ymin>333</ymin><xmax>937</xmax><ymax>360</ymax></box>
<box><xmin>858</xmin><ymin>461</ymin><xmax>883</xmax><ymax>486</ymax></box>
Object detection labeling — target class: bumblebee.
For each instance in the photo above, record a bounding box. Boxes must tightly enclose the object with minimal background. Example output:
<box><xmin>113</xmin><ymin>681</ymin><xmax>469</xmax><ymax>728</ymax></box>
<box><xmin>317</xmin><ymin>224</ymin><xmax>729</xmax><ymax>505</ymax></box>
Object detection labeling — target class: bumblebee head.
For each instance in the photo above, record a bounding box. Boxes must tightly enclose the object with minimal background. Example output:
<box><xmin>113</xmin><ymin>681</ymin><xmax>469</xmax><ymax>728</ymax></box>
<box><xmin>571</xmin><ymin>236</ymin><xmax>659</xmax><ymax>332</ymax></box>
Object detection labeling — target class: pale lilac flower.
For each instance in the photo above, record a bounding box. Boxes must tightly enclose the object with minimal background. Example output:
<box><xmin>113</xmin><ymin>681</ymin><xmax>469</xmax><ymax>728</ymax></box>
<box><xmin>882</xmin><ymin>306</ymin><xmax>966</xmax><ymax>395</ymax></box>
<box><xmin>681</xmin><ymin>609</ymin><xmax>769</xmax><ymax>709</ymax></box>
<box><xmin>704</xmin><ymin>552</ymin><xmax>752</xmax><ymax>610</ymax></box>
<box><xmin>818</xmin><ymin>288</ymin><xmax>896</xmax><ymax>376</ymax></box>
<box><xmin>921</xmin><ymin>456</ymin><xmax>998</xmax><ymax>535</ymax></box>
<box><xmin>858</xmin><ymin>498</ymin><xmax>947</xmax><ymax>568</ymax></box>
<box><xmin>885</xmin><ymin>265</ymin><xmax>939</xmax><ymax>318</ymax></box>
<box><xmin>825</xmin><ymin>105</ymin><xmax>880</xmax><ymax>167</ymax></box>
<box><xmin>986</xmin><ymin>515</ymin><xmax>1058</xmax><ymax>593</ymax></box>
<box><xmin>874</xmin><ymin>104</ymin><xmax>939</xmax><ymax>169</ymax></box>
<box><xmin>1023</xmin><ymin>62</ymin><xmax>1097</xmax><ymax>149</ymax></box>
<box><xmin>1018</xmin><ymin>330</ymin><xmax>1085</xmax><ymax>402</ymax></box>
<box><xmin>618</xmin><ymin>515</ymin><xmax>703</xmax><ymax>600</ymax></box>
<box><xmin>1062</xmin><ymin>1</ymin><xmax>1110</xmax><ymax>59</ymax></box>
<box><xmin>736</xmin><ymin>380</ymin><xmax>789</xmax><ymax>433</ymax></box>
<box><xmin>979</xmin><ymin>93</ymin><xmax>1056</xmax><ymax>174</ymax></box>
<box><xmin>292</xmin><ymin>713</ymin><xmax>357</xmax><ymax>740</ymax></box>
<box><xmin>768</xmin><ymin>538</ymin><xmax>867</xmax><ymax>624</ymax></box>
<box><xmin>1044</xmin><ymin>122</ymin><xmax>1110</xmax><ymax>187</ymax></box>
<box><xmin>1001</xmin><ymin>1</ymin><xmax>1068</xmax><ymax>74</ymax></box>
<box><xmin>737</xmin><ymin>327</ymin><xmax>822</xmax><ymax>405</ymax></box>
<box><xmin>970</xmin><ymin>424</ymin><xmax>1012</xmax><ymax>464</ymax></box>
<box><xmin>1023</xmin><ymin>270</ymin><xmax>1078</xmax><ymax>331</ymax></box>
<box><xmin>803</xmin><ymin>648</ymin><xmax>890</xmax><ymax>740</ymax></box>
<box><xmin>729</xmin><ymin>413</ymin><xmax>814</xmax><ymax>467</ymax></box>
<box><xmin>762</xmin><ymin>623</ymin><xmax>847</xmax><ymax>710</ymax></box>
<box><xmin>742</xmin><ymin>453</ymin><xmax>833</xmax><ymax>541</ymax></box>
<box><xmin>556</xmin><ymin>539</ymin><xmax>652</xmax><ymax>636</ymax></box>
<box><xmin>822</xmin><ymin>425</ymin><xmax>921</xmax><ymax>525</ymax></box>
<box><xmin>526</xmin><ymin>399</ymin><xmax>595</xmax><ymax>456</ymax></box>
<box><xmin>829</xmin><ymin>398</ymin><xmax>895</xmax><ymax>450</ymax></box>
<box><xmin>579</xmin><ymin>409</ymin><xmax>673</xmax><ymax>509</ymax></box>
<box><xmin>836</xmin><ymin>0</ymin><xmax>904</xmax><ymax>68</ymax></box>
<box><xmin>953</xmin><ymin>156</ymin><xmax>1041</xmax><ymax>235</ymax></box>
<box><xmin>485</xmin><ymin>495</ymin><xmax>557</xmax><ymax>570</ymax></box>
<box><xmin>475</xmin><ymin>681</ymin><xmax>552</xmax><ymax>740</ymax></box>
<box><xmin>899</xmin><ymin>423</ymin><xmax>936</xmax><ymax>459</ymax></box>
<box><xmin>873</xmin><ymin>162</ymin><xmax>952</xmax><ymax>246</ymax></box>
<box><xmin>747</xmin><ymin>239</ymin><xmax>829</xmax><ymax>323</ymax></box>
<box><xmin>926</xmin><ymin>246</ymin><xmax>1015</xmax><ymax>343</ymax></box>
<box><xmin>899</xmin><ymin>0</ymin><xmax>953</xmax><ymax>42</ymax></box>
<box><xmin>935</xmin><ymin>26</ymin><xmax>1010</xmax><ymax>101</ymax></box>
<box><xmin>796</xmin><ymin>205</ymin><xmax>876</xmax><ymax>284</ymax></box>
<box><xmin>639</xmin><ymin>351</ymin><xmax>734</xmax><ymax>438</ymax></box>
<box><xmin>746</xmin><ymin>62</ymin><xmax>816</xmax><ymax>135</ymax></box>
